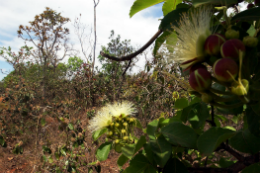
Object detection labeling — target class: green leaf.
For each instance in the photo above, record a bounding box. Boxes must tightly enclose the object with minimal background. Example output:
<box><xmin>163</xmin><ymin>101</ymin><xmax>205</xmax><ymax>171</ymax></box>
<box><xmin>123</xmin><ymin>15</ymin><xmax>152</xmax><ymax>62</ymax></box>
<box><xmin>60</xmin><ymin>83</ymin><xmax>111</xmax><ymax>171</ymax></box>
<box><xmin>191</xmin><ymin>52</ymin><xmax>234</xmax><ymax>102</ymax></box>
<box><xmin>192</xmin><ymin>102</ymin><xmax>210</xmax><ymax>128</ymax></box>
<box><xmin>121</xmin><ymin>136</ymin><xmax>146</xmax><ymax>159</ymax></box>
<box><xmin>134</xmin><ymin>119</ymin><xmax>143</xmax><ymax>129</ymax></box>
<box><xmin>159</xmin><ymin>116</ymin><xmax>182</xmax><ymax>128</ymax></box>
<box><xmin>165</xmin><ymin>31</ymin><xmax>178</xmax><ymax>52</ymax></box>
<box><xmin>163</xmin><ymin>158</ymin><xmax>188</xmax><ymax>173</ymax></box>
<box><xmin>219</xmin><ymin>157</ymin><xmax>236</xmax><ymax>168</ymax></box>
<box><xmin>129</xmin><ymin>0</ymin><xmax>164</xmax><ymax>18</ymax></box>
<box><xmin>123</xmin><ymin>153</ymin><xmax>157</xmax><ymax>173</ymax></box>
<box><xmin>68</xmin><ymin>123</ymin><xmax>74</xmax><ymax>130</ymax></box>
<box><xmin>181</xmin><ymin>104</ymin><xmax>197</xmax><ymax>123</ymax></box>
<box><xmin>92</xmin><ymin>128</ymin><xmax>107</xmax><ymax>141</ymax></box>
<box><xmin>247</xmin><ymin>25</ymin><xmax>256</xmax><ymax>36</ymax></box>
<box><xmin>161</xmin><ymin>122</ymin><xmax>198</xmax><ymax>148</ymax></box>
<box><xmin>150</xmin><ymin>135</ymin><xmax>172</xmax><ymax>167</ymax></box>
<box><xmin>162</xmin><ymin>0</ymin><xmax>182</xmax><ymax>16</ymax></box>
<box><xmin>153</xmin><ymin>31</ymin><xmax>172</xmax><ymax>56</ymax></box>
<box><xmin>146</xmin><ymin>119</ymin><xmax>159</xmax><ymax>140</ymax></box>
<box><xmin>42</xmin><ymin>145</ymin><xmax>52</xmax><ymax>154</ymax></box>
<box><xmin>61</xmin><ymin>148</ymin><xmax>67</xmax><ymax>156</ymax></box>
<box><xmin>241</xmin><ymin>163</ymin><xmax>260</xmax><ymax>173</ymax></box>
<box><xmin>159</xmin><ymin>8</ymin><xmax>189</xmax><ymax>32</ymax></box>
<box><xmin>96</xmin><ymin>142</ymin><xmax>112</xmax><ymax>161</ymax></box>
<box><xmin>229</xmin><ymin>129</ymin><xmax>260</xmax><ymax>154</ymax></box>
<box><xmin>143</xmin><ymin>144</ymin><xmax>156</xmax><ymax>165</ymax></box>
<box><xmin>175</xmin><ymin>98</ymin><xmax>189</xmax><ymax>110</ymax></box>
<box><xmin>0</xmin><ymin>135</ymin><xmax>6</xmax><ymax>147</ymax></box>
<box><xmin>117</xmin><ymin>154</ymin><xmax>129</xmax><ymax>167</ymax></box>
<box><xmin>232</xmin><ymin>7</ymin><xmax>260</xmax><ymax>22</ymax></box>
<box><xmin>246</xmin><ymin>107</ymin><xmax>260</xmax><ymax>137</ymax></box>
<box><xmin>193</xmin><ymin>0</ymin><xmax>237</xmax><ymax>7</ymax></box>
<box><xmin>41</xmin><ymin>118</ymin><xmax>46</xmax><ymax>126</ymax></box>
<box><xmin>197</xmin><ymin>127</ymin><xmax>236</xmax><ymax>156</ymax></box>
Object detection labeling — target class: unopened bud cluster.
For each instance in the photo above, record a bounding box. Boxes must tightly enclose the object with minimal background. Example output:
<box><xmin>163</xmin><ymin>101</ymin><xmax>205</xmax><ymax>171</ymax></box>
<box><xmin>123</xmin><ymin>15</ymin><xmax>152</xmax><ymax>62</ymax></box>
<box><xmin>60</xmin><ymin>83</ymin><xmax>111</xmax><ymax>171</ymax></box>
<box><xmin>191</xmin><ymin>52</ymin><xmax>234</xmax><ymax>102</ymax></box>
<box><xmin>106</xmin><ymin>114</ymin><xmax>136</xmax><ymax>148</ymax></box>
<box><xmin>188</xmin><ymin>23</ymin><xmax>258</xmax><ymax>105</ymax></box>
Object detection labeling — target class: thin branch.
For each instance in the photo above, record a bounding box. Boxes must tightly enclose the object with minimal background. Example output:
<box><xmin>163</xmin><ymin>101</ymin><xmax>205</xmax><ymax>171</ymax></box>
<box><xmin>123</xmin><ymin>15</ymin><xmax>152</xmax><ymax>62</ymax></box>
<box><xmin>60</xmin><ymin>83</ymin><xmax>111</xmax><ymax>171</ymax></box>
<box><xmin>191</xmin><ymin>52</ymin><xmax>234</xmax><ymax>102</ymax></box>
<box><xmin>100</xmin><ymin>29</ymin><xmax>163</xmax><ymax>61</ymax></box>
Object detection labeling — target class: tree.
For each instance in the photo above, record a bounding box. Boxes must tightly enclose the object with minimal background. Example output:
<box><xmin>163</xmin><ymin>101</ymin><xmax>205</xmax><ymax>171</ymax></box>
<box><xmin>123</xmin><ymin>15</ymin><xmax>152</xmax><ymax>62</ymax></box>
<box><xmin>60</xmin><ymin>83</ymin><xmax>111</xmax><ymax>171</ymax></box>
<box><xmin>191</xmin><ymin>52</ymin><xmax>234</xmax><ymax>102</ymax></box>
<box><xmin>17</xmin><ymin>7</ymin><xmax>72</xmax><ymax>97</ymax></box>
<box><xmin>67</xmin><ymin>56</ymin><xmax>84</xmax><ymax>72</ymax></box>
<box><xmin>98</xmin><ymin>30</ymin><xmax>136</xmax><ymax>100</ymax></box>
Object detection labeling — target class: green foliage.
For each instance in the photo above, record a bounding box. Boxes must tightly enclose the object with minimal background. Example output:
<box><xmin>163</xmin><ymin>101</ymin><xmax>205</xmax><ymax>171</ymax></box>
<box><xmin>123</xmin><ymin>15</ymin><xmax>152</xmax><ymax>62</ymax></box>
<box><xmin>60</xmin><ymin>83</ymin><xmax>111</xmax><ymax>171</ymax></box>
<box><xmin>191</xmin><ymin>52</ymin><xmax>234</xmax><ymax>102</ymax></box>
<box><xmin>67</xmin><ymin>56</ymin><xmax>84</xmax><ymax>72</ymax></box>
<box><xmin>123</xmin><ymin>153</ymin><xmax>157</xmax><ymax>173</ymax></box>
<box><xmin>96</xmin><ymin>142</ymin><xmax>112</xmax><ymax>161</ymax></box>
<box><xmin>129</xmin><ymin>0</ymin><xmax>164</xmax><ymax>17</ymax></box>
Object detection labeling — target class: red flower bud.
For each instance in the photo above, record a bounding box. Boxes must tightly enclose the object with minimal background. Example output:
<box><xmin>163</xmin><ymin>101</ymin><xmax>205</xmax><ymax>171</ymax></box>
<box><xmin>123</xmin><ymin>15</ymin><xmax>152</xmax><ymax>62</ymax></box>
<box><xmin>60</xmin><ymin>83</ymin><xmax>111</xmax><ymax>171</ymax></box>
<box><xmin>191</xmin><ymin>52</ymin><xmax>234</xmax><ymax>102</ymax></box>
<box><xmin>220</xmin><ymin>39</ymin><xmax>245</xmax><ymax>60</ymax></box>
<box><xmin>204</xmin><ymin>34</ymin><xmax>226</xmax><ymax>55</ymax></box>
<box><xmin>189</xmin><ymin>68</ymin><xmax>212</xmax><ymax>91</ymax></box>
<box><xmin>247</xmin><ymin>3</ymin><xmax>255</xmax><ymax>9</ymax></box>
<box><xmin>213</xmin><ymin>58</ymin><xmax>238</xmax><ymax>82</ymax></box>
<box><xmin>189</xmin><ymin>64</ymin><xmax>207</xmax><ymax>75</ymax></box>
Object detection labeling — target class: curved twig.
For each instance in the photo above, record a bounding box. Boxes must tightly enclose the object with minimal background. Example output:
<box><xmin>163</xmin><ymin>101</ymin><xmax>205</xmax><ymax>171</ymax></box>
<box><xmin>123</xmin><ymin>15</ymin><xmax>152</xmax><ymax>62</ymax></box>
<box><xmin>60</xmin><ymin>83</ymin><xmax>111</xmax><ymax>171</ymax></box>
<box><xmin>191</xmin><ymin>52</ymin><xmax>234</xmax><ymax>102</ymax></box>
<box><xmin>100</xmin><ymin>29</ymin><xmax>163</xmax><ymax>61</ymax></box>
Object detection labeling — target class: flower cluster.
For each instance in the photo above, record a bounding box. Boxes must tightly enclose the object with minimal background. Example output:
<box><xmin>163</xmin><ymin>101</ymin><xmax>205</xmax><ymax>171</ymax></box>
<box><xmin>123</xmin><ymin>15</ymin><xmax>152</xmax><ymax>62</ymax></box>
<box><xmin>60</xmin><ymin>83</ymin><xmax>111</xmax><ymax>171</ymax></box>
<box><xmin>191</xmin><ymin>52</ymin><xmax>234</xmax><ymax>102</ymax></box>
<box><xmin>171</xmin><ymin>6</ymin><xmax>259</xmax><ymax>105</ymax></box>
<box><xmin>88</xmin><ymin>101</ymin><xmax>138</xmax><ymax>150</ymax></box>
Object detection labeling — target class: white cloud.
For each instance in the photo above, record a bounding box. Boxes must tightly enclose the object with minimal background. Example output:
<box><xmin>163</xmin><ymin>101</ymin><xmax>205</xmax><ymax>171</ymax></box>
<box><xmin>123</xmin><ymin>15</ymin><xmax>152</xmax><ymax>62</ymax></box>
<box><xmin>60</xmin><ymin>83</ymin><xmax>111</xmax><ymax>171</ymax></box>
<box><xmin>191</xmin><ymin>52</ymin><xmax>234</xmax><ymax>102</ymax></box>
<box><xmin>0</xmin><ymin>0</ymin><xmax>161</xmax><ymax>73</ymax></box>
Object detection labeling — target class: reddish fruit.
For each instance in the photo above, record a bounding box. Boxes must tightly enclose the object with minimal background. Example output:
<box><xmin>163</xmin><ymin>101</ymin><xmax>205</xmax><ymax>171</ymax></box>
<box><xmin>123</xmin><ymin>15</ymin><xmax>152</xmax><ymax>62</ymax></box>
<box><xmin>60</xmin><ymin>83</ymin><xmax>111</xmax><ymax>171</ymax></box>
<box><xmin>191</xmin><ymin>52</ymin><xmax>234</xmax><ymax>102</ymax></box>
<box><xmin>204</xmin><ymin>34</ymin><xmax>226</xmax><ymax>56</ymax></box>
<box><xmin>189</xmin><ymin>63</ymin><xmax>207</xmax><ymax>75</ymax></box>
<box><xmin>189</xmin><ymin>68</ymin><xmax>212</xmax><ymax>91</ymax></box>
<box><xmin>213</xmin><ymin>58</ymin><xmax>238</xmax><ymax>82</ymax></box>
<box><xmin>220</xmin><ymin>39</ymin><xmax>245</xmax><ymax>60</ymax></box>
<box><xmin>247</xmin><ymin>3</ymin><xmax>255</xmax><ymax>9</ymax></box>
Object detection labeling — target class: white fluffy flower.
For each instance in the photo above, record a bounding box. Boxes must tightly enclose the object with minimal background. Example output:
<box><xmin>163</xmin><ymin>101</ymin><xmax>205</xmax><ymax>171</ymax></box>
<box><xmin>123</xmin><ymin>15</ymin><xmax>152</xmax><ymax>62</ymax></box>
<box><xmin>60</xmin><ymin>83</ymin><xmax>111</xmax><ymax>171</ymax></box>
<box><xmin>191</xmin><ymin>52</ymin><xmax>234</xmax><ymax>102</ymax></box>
<box><xmin>88</xmin><ymin>106</ymin><xmax>112</xmax><ymax>133</ymax></box>
<box><xmin>171</xmin><ymin>6</ymin><xmax>212</xmax><ymax>69</ymax></box>
<box><xmin>108</xmin><ymin>101</ymin><xmax>138</xmax><ymax>117</ymax></box>
<box><xmin>88</xmin><ymin>101</ymin><xmax>137</xmax><ymax>133</ymax></box>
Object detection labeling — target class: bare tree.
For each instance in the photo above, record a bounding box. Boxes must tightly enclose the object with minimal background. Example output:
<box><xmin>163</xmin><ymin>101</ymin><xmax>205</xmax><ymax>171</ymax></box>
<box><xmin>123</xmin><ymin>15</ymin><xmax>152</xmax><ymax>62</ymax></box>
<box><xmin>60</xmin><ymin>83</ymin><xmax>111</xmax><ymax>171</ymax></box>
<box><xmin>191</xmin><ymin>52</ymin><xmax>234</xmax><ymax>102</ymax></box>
<box><xmin>17</xmin><ymin>7</ymin><xmax>73</xmax><ymax>97</ymax></box>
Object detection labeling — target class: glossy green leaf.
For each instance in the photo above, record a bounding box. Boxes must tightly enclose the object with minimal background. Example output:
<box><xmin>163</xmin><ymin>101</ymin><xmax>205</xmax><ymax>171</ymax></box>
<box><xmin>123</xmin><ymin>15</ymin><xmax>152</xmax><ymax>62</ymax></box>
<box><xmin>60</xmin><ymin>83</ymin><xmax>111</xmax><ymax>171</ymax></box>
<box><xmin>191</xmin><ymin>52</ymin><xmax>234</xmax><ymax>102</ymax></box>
<box><xmin>159</xmin><ymin>8</ymin><xmax>189</xmax><ymax>32</ymax></box>
<box><xmin>232</xmin><ymin>7</ymin><xmax>260</xmax><ymax>22</ymax></box>
<box><xmin>117</xmin><ymin>154</ymin><xmax>129</xmax><ymax>167</ymax></box>
<box><xmin>150</xmin><ymin>135</ymin><xmax>171</xmax><ymax>167</ymax></box>
<box><xmin>146</xmin><ymin>119</ymin><xmax>159</xmax><ymax>140</ymax></box>
<box><xmin>246</xmin><ymin>107</ymin><xmax>260</xmax><ymax>137</ymax></box>
<box><xmin>193</xmin><ymin>102</ymin><xmax>210</xmax><ymax>127</ymax></box>
<box><xmin>92</xmin><ymin>128</ymin><xmax>107</xmax><ymax>141</ymax></box>
<box><xmin>129</xmin><ymin>0</ymin><xmax>164</xmax><ymax>18</ymax></box>
<box><xmin>229</xmin><ymin>129</ymin><xmax>260</xmax><ymax>154</ymax></box>
<box><xmin>123</xmin><ymin>153</ymin><xmax>157</xmax><ymax>173</ymax></box>
<box><xmin>175</xmin><ymin>98</ymin><xmax>189</xmax><ymax>110</ymax></box>
<box><xmin>96</xmin><ymin>142</ymin><xmax>112</xmax><ymax>161</ymax></box>
<box><xmin>143</xmin><ymin>144</ymin><xmax>156</xmax><ymax>165</ymax></box>
<box><xmin>197</xmin><ymin>127</ymin><xmax>236</xmax><ymax>156</ymax></box>
<box><xmin>162</xmin><ymin>0</ymin><xmax>182</xmax><ymax>16</ymax></box>
<box><xmin>161</xmin><ymin>122</ymin><xmax>198</xmax><ymax>148</ymax></box>
<box><xmin>181</xmin><ymin>103</ymin><xmax>197</xmax><ymax>123</ymax></box>
<box><xmin>163</xmin><ymin>158</ymin><xmax>188</xmax><ymax>173</ymax></box>
<box><xmin>241</xmin><ymin>163</ymin><xmax>260</xmax><ymax>173</ymax></box>
<box><xmin>193</xmin><ymin>0</ymin><xmax>237</xmax><ymax>7</ymax></box>
<box><xmin>121</xmin><ymin>136</ymin><xmax>146</xmax><ymax>159</ymax></box>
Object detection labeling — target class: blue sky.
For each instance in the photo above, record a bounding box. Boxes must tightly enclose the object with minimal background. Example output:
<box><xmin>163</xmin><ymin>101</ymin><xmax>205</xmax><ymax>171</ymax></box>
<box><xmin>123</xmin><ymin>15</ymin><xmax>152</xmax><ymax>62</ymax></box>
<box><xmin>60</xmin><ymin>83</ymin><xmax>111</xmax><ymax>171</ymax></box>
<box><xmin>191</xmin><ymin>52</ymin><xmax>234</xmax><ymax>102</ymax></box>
<box><xmin>0</xmin><ymin>0</ymin><xmax>164</xmax><ymax>80</ymax></box>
